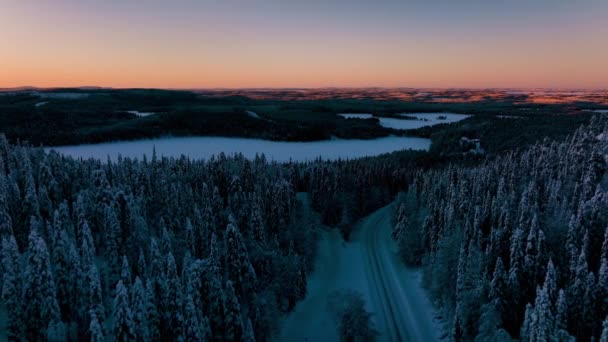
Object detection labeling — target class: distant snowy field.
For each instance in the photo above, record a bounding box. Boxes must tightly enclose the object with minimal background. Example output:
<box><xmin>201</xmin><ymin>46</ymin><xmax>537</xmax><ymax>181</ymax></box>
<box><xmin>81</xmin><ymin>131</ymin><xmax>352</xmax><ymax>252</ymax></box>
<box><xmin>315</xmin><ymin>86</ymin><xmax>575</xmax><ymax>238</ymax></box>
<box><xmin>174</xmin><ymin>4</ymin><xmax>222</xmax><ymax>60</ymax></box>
<box><xmin>583</xmin><ymin>109</ymin><xmax>608</xmax><ymax>114</ymax></box>
<box><xmin>339</xmin><ymin>112</ymin><xmax>470</xmax><ymax>130</ymax></box>
<box><xmin>339</xmin><ymin>113</ymin><xmax>374</xmax><ymax>119</ymax></box>
<box><xmin>48</xmin><ymin>136</ymin><xmax>431</xmax><ymax>162</ymax></box>
<box><xmin>127</xmin><ymin>110</ymin><xmax>155</xmax><ymax>117</ymax></box>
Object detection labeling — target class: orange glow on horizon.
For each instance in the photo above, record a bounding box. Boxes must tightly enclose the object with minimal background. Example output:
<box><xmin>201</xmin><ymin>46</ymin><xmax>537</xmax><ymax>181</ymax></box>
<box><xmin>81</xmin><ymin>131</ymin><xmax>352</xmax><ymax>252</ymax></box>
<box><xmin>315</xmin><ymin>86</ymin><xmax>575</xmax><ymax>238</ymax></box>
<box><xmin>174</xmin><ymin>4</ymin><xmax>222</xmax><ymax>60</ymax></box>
<box><xmin>2</xmin><ymin>1</ymin><xmax>608</xmax><ymax>89</ymax></box>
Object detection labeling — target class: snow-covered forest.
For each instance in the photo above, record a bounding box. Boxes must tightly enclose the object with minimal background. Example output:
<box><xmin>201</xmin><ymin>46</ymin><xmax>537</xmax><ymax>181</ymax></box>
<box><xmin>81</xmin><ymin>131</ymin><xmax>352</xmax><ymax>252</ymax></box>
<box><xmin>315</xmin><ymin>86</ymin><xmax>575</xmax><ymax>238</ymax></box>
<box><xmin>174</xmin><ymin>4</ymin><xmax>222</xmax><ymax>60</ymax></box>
<box><xmin>0</xmin><ymin>139</ymin><xmax>314</xmax><ymax>341</ymax></box>
<box><xmin>0</xmin><ymin>116</ymin><xmax>607</xmax><ymax>341</ymax></box>
<box><xmin>393</xmin><ymin>116</ymin><xmax>608</xmax><ymax>341</ymax></box>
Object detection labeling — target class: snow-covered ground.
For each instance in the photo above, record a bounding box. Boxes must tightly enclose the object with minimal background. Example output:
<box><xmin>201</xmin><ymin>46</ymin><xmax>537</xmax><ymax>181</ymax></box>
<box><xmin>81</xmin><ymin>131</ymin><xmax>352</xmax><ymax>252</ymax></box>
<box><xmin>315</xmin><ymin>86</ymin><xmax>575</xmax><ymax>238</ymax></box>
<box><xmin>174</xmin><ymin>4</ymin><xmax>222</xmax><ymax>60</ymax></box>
<box><xmin>127</xmin><ymin>110</ymin><xmax>155</xmax><ymax>117</ymax></box>
<box><xmin>245</xmin><ymin>110</ymin><xmax>261</xmax><ymax>119</ymax></box>
<box><xmin>583</xmin><ymin>109</ymin><xmax>608</xmax><ymax>114</ymax></box>
<box><xmin>47</xmin><ymin>136</ymin><xmax>431</xmax><ymax>162</ymax></box>
<box><xmin>35</xmin><ymin>101</ymin><xmax>48</xmax><ymax>107</ymax></box>
<box><xmin>339</xmin><ymin>113</ymin><xmax>374</xmax><ymax>119</ymax></box>
<box><xmin>279</xmin><ymin>203</ymin><xmax>441</xmax><ymax>342</ymax></box>
<box><xmin>338</xmin><ymin>112</ymin><xmax>470</xmax><ymax>130</ymax></box>
<box><xmin>497</xmin><ymin>115</ymin><xmax>524</xmax><ymax>119</ymax></box>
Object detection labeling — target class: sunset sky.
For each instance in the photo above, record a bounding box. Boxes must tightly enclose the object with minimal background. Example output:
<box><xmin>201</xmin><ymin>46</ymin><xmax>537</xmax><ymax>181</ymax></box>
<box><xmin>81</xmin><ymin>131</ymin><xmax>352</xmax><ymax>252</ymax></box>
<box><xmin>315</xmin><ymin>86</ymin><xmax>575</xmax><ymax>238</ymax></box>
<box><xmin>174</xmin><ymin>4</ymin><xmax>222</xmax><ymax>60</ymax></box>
<box><xmin>2</xmin><ymin>0</ymin><xmax>607</xmax><ymax>89</ymax></box>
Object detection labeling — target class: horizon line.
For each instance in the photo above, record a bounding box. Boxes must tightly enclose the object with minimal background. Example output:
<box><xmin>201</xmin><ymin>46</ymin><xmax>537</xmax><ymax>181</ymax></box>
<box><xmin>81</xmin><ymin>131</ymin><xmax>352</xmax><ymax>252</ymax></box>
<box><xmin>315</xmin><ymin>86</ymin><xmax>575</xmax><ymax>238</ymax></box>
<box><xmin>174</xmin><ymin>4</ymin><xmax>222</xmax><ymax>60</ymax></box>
<box><xmin>2</xmin><ymin>85</ymin><xmax>608</xmax><ymax>92</ymax></box>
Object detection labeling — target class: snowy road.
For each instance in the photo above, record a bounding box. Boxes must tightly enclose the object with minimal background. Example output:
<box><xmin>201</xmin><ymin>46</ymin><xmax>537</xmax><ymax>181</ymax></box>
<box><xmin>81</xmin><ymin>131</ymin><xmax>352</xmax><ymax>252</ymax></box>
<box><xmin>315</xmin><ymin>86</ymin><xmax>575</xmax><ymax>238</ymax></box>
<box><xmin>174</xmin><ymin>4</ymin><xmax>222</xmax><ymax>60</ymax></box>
<box><xmin>279</xmin><ymin>202</ymin><xmax>440</xmax><ymax>342</ymax></box>
<box><xmin>361</xmin><ymin>206</ymin><xmax>439</xmax><ymax>342</ymax></box>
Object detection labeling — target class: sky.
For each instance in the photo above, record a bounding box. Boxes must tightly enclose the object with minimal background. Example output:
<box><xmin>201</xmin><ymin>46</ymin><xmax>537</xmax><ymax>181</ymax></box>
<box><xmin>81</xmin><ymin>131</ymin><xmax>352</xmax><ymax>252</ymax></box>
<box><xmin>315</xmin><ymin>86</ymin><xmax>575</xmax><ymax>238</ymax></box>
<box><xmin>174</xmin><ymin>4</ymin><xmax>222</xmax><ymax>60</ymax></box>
<box><xmin>1</xmin><ymin>0</ymin><xmax>608</xmax><ymax>89</ymax></box>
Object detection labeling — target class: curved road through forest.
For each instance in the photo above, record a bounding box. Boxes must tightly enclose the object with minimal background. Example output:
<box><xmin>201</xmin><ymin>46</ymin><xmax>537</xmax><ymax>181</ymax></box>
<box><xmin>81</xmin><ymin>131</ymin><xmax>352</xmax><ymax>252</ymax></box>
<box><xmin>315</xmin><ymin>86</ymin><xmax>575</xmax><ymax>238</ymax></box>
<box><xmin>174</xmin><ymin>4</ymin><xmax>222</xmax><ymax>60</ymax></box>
<box><xmin>280</xmin><ymin>200</ymin><xmax>439</xmax><ymax>342</ymax></box>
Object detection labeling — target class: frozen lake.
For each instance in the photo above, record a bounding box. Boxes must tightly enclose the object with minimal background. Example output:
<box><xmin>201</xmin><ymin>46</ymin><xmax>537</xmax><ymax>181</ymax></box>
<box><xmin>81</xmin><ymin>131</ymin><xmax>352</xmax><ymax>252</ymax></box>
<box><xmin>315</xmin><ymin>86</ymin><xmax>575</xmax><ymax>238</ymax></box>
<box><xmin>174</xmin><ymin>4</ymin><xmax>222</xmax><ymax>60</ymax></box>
<box><xmin>48</xmin><ymin>136</ymin><xmax>431</xmax><ymax>162</ymax></box>
<box><xmin>339</xmin><ymin>112</ymin><xmax>470</xmax><ymax>130</ymax></box>
<box><xmin>583</xmin><ymin>109</ymin><xmax>608</xmax><ymax>114</ymax></box>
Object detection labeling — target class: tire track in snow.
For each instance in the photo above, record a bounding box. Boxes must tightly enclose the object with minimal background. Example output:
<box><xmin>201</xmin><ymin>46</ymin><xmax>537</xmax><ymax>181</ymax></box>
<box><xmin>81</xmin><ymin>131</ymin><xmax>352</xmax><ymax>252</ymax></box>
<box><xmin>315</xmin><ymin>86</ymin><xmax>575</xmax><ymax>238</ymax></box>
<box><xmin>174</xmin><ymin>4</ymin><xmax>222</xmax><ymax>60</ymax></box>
<box><xmin>360</xmin><ymin>206</ymin><xmax>438</xmax><ymax>342</ymax></box>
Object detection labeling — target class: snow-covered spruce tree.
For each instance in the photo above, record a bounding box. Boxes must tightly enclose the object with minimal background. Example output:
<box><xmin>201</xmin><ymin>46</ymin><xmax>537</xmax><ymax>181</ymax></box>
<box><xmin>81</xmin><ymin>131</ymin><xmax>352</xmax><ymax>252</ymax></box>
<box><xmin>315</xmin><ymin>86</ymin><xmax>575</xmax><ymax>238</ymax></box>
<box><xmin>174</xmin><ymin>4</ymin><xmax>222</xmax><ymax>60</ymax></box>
<box><xmin>86</xmin><ymin>263</ymin><xmax>105</xmax><ymax>328</ymax></box>
<box><xmin>223</xmin><ymin>280</ymin><xmax>245</xmax><ymax>341</ymax></box>
<box><xmin>89</xmin><ymin>311</ymin><xmax>105</xmax><ymax>342</ymax></box>
<box><xmin>112</xmin><ymin>280</ymin><xmax>136</xmax><ymax>341</ymax></box>
<box><xmin>22</xmin><ymin>225</ymin><xmax>61</xmax><ymax>341</ymax></box>
<box><xmin>145</xmin><ymin>279</ymin><xmax>161</xmax><ymax>341</ymax></box>
<box><xmin>52</xmin><ymin>225</ymin><xmax>81</xmax><ymax>323</ymax></box>
<box><xmin>131</xmin><ymin>276</ymin><xmax>150</xmax><ymax>342</ymax></box>
<box><xmin>183</xmin><ymin>291</ymin><xmax>209</xmax><ymax>342</ymax></box>
<box><xmin>160</xmin><ymin>252</ymin><xmax>183</xmax><ymax>339</ymax></box>
<box><xmin>225</xmin><ymin>218</ymin><xmax>256</xmax><ymax>299</ymax></box>
<box><xmin>1</xmin><ymin>235</ymin><xmax>22</xmax><ymax>340</ymax></box>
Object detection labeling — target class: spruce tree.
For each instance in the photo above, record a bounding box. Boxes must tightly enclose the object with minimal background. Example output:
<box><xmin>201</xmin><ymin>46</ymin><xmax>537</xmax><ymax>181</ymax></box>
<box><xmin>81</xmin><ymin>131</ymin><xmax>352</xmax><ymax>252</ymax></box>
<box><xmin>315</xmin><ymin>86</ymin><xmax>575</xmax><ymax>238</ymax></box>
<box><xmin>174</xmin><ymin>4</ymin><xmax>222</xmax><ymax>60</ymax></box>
<box><xmin>112</xmin><ymin>280</ymin><xmax>135</xmax><ymax>342</ymax></box>
<box><xmin>1</xmin><ymin>236</ymin><xmax>22</xmax><ymax>340</ymax></box>
<box><xmin>131</xmin><ymin>277</ymin><xmax>149</xmax><ymax>342</ymax></box>
<box><xmin>223</xmin><ymin>280</ymin><xmax>245</xmax><ymax>341</ymax></box>
<box><xmin>23</xmin><ymin>227</ymin><xmax>61</xmax><ymax>341</ymax></box>
<box><xmin>89</xmin><ymin>311</ymin><xmax>104</xmax><ymax>342</ymax></box>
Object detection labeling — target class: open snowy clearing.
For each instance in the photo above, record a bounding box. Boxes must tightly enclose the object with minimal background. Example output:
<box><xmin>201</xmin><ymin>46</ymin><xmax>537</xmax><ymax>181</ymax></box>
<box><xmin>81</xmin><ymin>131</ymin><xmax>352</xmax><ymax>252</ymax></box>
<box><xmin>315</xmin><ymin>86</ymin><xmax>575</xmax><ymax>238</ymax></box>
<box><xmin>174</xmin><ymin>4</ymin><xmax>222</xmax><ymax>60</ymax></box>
<box><xmin>279</xmin><ymin>203</ymin><xmax>441</xmax><ymax>342</ymax></box>
<box><xmin>339</xmin><ymin>112</ymin><xmax>470</xmax><ymax>130</ymax></box>
<box><xmin>48</xmin><ymin>136</ymin><xmax>431</xmax><ymax>162</ymax></box>
<box><xmin>127</xmin><ymin>110</ymin><xmax>155</xmax><ymax>117</ymax></box>
<box><xmin>245</xmin><ymin>110</ymin><xmax>261</xmax><ymax>119</ymax></box>
<box><xmin>583</xmin><ymin>109</ymin><xmax>608</xmax><ymax>114</ymax></box>
<box><xmin>338</xmin><ymin>113</ymin><xmax>374</xmax><ymax>119</ymax></box>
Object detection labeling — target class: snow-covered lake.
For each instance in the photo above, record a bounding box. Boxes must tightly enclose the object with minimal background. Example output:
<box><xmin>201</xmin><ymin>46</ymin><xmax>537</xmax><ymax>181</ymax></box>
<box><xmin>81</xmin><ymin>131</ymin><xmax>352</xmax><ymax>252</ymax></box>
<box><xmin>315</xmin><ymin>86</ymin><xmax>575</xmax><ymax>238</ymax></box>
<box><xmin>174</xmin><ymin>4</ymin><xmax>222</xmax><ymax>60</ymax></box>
<box><xmin>48</xmin><ymin>136</ymin><xmax>431</xmax><ymax>162</ymax></box>
<box><xmin>339</xmin><ymin>112</ymin><xmax>470</xmax><ymax>130</ymax></box>
<box><xmin>583</xmin><ymin>109</ymin><xmax>608</xmax><ymax>114</ymax></box>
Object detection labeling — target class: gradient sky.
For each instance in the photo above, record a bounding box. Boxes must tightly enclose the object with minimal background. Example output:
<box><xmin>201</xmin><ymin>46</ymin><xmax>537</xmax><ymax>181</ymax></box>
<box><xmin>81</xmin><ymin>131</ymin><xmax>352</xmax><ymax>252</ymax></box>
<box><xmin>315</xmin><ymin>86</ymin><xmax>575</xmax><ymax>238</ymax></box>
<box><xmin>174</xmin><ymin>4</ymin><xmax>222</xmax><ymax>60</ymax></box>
<box><xmin>2</xmin><ymin>0</ymin><xmax>608</xmax><ymax>89</ymax></box>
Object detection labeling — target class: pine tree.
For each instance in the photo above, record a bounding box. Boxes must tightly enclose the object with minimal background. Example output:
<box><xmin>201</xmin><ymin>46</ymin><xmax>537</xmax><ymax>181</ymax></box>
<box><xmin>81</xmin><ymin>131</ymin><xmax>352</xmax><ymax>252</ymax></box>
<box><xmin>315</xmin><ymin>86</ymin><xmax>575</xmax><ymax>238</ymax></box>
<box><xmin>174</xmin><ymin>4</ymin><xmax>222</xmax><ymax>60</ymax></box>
<box><xmin>104</xmin><ymin>204</ymin><xmax>122</xmax><ymax>289</ymax></box>
<box><xmin>52</xmin><ymin>227</ymin><xmax>80</xmax><ymax>321</ymax></box>
<box><xmin>249</xmin><ymin>195</ymin><xmax>266</xmax><ymax>244</ymax></box>
<box><xmin>532</xmin><ymin>286</ymin><xmax>553</xmax><ymax>342</ymax></box>
<box><xmin>203</xmin><ymin>265</ymin><xmax>224</xmax><ymax>340</ymax></box>
<box><xmin>89</xmin><ymin>311</ymin><xmax>105</xmax><ymax>342</ymax></box>
<box><xmin>489</xmin><ymin>258</ymin><xmax>507</xmax><ymax>312</ymax></box>
<box><xmin>601</xmin><ymin>315</ymin><xmax>608</xmax><ymax>342</ymax></box>
<box><xmin>1</xmin><ymin>236</ymin><xmax>22</xmax><ymax>340</ymax></box>
<box><xmin>223</xmin><ymin>280</ymin><xmax>245</xmax><ymax>341</ymax></box>
<box><xmin>543</xmin><ymin>259</ymin><xmax>557</xmax><ymax>304</ymax></box>
<box><xmin>225</xmin><ymin>220</ymin><xmax>256</xmax><ymax>298</ymax></box>
<box><xmin>145</xmin><ymin>279</ymin><xmax>161</xmax><ymax>341</ymax></box>
<box><xmin>244</xmin><ymin>318</ymin><xmax>256</xmax><ymax>342</ymax></box>
<box><xmin>23</xmin><ymin>227</ymin><xmax>61</xmax><ymax>341</ymax></box>
<box><xmin>136</xmin><ymin>248</ymin><xmax>147</xmax><ymax>279</ymax></box>
<box><xmin>581</xmin><ymin>272</ymin><xmax>597</xmax><ymax>340</ymax></box>
<box><xmin>520</xmin><ymin>303</ymin><xmax>536</xmax><ymax>342</ymax></box>
<box><xmin>121</xmin><ymin>255</ymin><xmax>131</xmax><ymax>286</ymax></box>
<box><xmin>161</xmin><ymin>252</ymin><xmax>183</xmax><ymax>339</ymax></box>
<box><xmin>183</xmin><ymin>292</ymin><xmax>204</xmax><ymax>342</ymax></box>
<box><xmin>131</xmin><ymin>277</ymin><xmax>149</xmax><ymax>342</ymax></box>
<box><xmin>112</xmin><ymin>280</ymin><xmax>135</xmax><ymax>341</ymax></box>
<box><xmin>86</xmin><ymin>263</ymin><xmax>105</xmax><ymax>328</ymax></box>
<box><xmin>554</xmin><ymin>289</ymin><xmax>573</xmax><ymax>342</ymax></box>
<box><xmin>80</xmin><ymin>219</ymin><xmax>95</xmax><ymax>267</ymax></box>
<box><xmin>46</xmin><ymin>319</ymin><xmax>67</xmax><ymax>342</ymax></box>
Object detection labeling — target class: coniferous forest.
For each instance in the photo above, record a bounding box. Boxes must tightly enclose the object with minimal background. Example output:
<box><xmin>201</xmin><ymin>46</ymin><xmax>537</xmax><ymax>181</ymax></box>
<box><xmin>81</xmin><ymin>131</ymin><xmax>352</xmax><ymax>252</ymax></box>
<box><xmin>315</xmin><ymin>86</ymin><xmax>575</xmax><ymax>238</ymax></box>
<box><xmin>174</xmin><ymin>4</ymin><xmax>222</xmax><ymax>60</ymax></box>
<box><xmin>0</xmin><ymin>115</ymin><xmax>607</xmax><ymax>341</ymax></box>
<box><xmin>393</xmin><ymin>116</ymin><xmax>608</xmax><ymax>341</ymax></box>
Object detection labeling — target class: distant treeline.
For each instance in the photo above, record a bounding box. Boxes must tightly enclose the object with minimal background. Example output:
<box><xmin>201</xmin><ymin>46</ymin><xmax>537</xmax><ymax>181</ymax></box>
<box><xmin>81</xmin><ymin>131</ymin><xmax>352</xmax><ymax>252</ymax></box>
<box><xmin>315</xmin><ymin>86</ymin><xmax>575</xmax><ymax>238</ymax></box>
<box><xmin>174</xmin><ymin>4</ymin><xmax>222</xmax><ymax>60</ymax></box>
<box><xmin>0</xmin><ymin>89</ymin><xmax>592</xmax><ymax>153</ymax></box>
